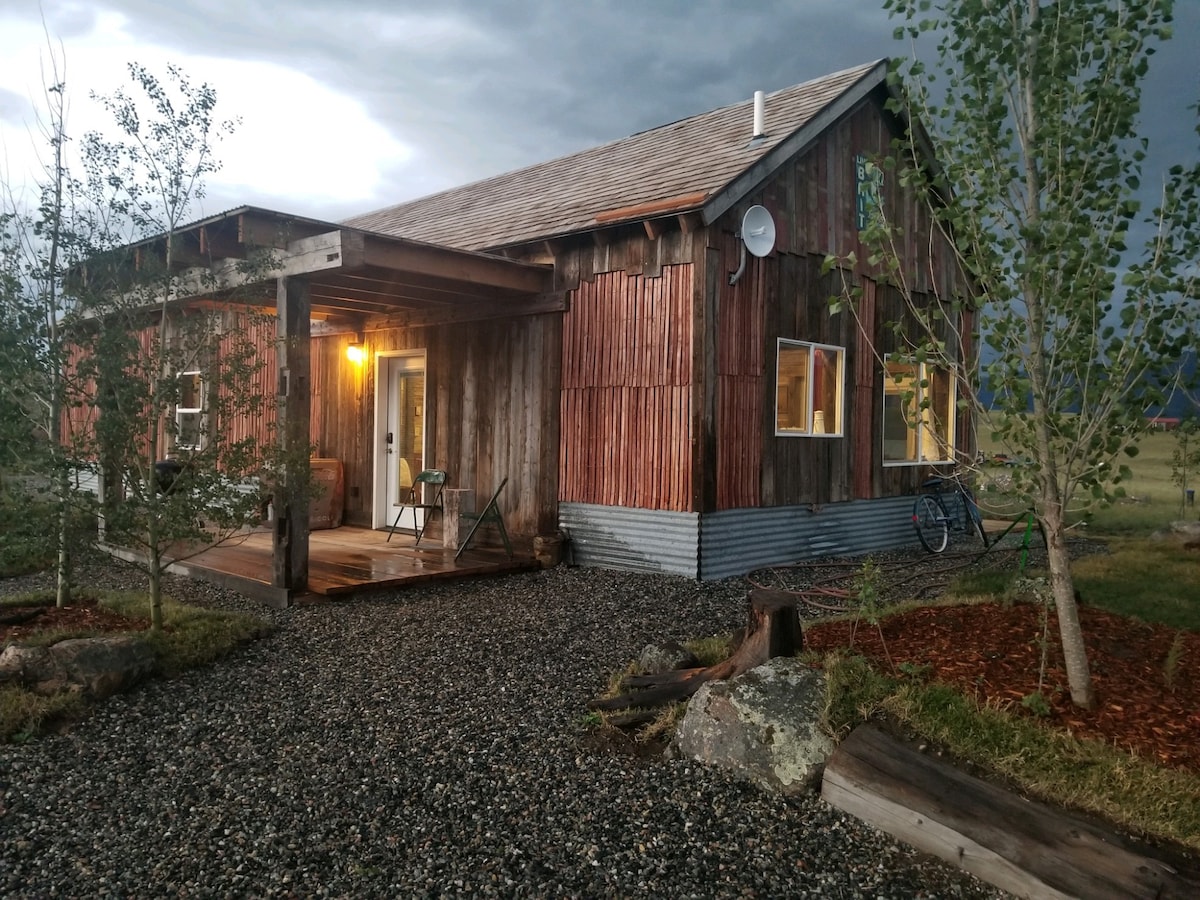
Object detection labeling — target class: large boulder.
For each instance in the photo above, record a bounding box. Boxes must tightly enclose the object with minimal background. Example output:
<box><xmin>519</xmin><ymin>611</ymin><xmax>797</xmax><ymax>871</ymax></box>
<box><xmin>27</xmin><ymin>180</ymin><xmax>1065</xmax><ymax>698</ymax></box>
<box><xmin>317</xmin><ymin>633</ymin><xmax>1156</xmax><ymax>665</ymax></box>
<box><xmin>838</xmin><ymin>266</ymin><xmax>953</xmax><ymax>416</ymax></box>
<box><xmin>670</xmin><ymin>657</ymin><xmax>834</xmax><ymax>795</ymax></box>
<box><xmin>0</xmin><ymin>636</ymin><xmax>156</xmax><ymax>699</ymax></box>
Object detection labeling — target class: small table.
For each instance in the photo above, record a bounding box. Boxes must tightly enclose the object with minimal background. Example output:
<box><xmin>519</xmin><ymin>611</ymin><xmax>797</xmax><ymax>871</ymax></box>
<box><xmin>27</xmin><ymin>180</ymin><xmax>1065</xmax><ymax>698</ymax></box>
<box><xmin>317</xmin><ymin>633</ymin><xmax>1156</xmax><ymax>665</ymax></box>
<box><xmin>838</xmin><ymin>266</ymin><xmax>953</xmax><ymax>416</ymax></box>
<box><xmin>440</xmin><ymin>488</ymin><xmax>475</xmax><ymax>551</ymax></box>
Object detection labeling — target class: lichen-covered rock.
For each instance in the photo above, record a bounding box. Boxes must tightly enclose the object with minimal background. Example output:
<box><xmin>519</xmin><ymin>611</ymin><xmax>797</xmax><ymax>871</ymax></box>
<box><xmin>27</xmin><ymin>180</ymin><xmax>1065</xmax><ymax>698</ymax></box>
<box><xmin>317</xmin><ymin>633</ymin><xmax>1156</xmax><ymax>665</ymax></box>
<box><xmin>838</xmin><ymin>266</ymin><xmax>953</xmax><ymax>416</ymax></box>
<box><xmin>670</xmin><ymin>657</ymin><xmax>834</xmax><ymax>795</ymax></box>
<box><xmin>0</xmin><ymin>636</ymin><xmax>156</xmax><ymax>699</ymax></box>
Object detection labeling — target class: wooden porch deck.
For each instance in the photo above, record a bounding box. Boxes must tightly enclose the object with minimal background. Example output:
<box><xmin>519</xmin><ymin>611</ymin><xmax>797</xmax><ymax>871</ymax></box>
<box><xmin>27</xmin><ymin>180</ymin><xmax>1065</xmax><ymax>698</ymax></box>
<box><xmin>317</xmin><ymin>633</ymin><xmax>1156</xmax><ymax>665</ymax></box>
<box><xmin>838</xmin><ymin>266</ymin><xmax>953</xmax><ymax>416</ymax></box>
<box><xmin>168</xmin><ymin>526</ymin><xmax>539</xmax><ymax>606</ymax></box>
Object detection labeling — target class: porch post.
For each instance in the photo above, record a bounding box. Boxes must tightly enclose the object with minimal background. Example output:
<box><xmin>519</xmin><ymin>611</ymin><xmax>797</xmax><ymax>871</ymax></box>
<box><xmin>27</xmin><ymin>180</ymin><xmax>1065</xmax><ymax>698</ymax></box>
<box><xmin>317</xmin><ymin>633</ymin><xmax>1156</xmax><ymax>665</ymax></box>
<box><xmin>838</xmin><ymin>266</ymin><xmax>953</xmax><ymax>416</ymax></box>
<box><xmin>272</xmin><ymin>275</ymin><xmax>311</xmax><ymax>593</ymax></box>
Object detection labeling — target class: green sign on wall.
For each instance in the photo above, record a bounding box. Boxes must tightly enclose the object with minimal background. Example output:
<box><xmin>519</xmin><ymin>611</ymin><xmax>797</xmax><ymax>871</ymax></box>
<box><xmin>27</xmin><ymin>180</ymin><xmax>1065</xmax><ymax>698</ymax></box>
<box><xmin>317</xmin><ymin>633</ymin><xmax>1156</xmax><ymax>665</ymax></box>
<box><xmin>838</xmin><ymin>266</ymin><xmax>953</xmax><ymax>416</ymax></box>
<box><xmin>855</xmin><ymin>154</ymin><xmax>883</xmax><ymax>231</ymax></box>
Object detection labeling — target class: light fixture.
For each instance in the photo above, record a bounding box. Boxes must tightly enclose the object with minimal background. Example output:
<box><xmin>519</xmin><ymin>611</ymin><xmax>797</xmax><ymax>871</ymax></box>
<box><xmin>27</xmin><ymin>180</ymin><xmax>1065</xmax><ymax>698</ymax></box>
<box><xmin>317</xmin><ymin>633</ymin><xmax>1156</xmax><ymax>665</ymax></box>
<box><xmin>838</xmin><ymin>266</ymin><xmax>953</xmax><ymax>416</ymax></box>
<box><xmin>346</xmin><ymin>335</ymin><xmax>366</xmax><ymax>364</ymax></box>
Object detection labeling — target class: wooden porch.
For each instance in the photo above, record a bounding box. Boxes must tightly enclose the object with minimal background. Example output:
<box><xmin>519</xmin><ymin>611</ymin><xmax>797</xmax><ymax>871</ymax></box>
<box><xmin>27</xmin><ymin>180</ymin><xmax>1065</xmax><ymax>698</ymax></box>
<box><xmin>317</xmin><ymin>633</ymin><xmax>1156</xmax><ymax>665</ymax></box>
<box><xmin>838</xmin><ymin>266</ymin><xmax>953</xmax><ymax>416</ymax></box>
<box><xmin>167</xmin><ymin>526</ymin><xmax>540</xmax><ymax>607</ymax></box>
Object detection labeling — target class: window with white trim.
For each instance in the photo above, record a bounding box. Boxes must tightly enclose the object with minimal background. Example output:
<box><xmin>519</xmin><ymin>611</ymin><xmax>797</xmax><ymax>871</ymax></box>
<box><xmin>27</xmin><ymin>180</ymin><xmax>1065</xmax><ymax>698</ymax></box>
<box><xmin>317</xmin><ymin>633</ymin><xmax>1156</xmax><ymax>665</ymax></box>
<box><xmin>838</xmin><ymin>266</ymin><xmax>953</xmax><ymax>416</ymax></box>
<box><xmin>175</xmin><ymin>371</ymin><xmax>204</xmax><ymax>451</ymax></box>
<box><xmin>775</xmin><ymin>340</ymin><xmax>845</xmax><ymax>437</ymax></box>
<box><xmin>882</xmin><ymin>358</ymin><xmax>955</xmax><ymax>464</ymax></box>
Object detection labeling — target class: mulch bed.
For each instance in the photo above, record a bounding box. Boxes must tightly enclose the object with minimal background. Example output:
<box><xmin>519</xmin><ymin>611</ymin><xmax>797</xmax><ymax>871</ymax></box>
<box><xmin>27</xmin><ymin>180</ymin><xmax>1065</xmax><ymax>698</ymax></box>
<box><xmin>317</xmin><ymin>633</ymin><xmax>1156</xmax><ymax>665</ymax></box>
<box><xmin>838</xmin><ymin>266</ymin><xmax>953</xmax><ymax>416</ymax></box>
<box><xmin>805</xmin><ymin>601</ymin><xmax>1200</xmax><ymax>774</ymax></box>
<box><xmin>0</xmin><ymin>597</ymin><xmax>151</xmax><ymax>644</ymax></box>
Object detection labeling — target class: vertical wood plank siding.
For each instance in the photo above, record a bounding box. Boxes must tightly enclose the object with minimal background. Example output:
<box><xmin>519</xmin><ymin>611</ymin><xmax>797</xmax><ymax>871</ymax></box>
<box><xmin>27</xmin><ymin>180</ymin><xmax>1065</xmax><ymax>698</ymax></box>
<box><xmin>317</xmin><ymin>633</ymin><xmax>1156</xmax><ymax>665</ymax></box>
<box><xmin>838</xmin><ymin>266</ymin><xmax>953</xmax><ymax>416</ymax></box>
<box><xmin>716</xmin><ymin>231</ymin><xmax>765</xmax><ymax>509</ymax></box>
<box><xmin>217</xmin><ymin>310</ymin><xmax>279</xmax><ymax>456</ymax></box>
<box><xmin>559</xmin><ymin>265</ymin><xmax>694</xmax><ymax>511</ymax></box>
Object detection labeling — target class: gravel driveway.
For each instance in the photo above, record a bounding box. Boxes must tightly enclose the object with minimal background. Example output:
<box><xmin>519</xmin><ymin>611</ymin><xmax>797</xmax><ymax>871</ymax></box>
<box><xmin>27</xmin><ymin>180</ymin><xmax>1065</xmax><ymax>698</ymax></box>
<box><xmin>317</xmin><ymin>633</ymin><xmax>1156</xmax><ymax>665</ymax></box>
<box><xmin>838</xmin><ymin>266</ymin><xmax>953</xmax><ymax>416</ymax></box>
<box><xmin>1</xmin><ymin>563</ymin><xmax>1007</xmax><ymax>898</ymax></box>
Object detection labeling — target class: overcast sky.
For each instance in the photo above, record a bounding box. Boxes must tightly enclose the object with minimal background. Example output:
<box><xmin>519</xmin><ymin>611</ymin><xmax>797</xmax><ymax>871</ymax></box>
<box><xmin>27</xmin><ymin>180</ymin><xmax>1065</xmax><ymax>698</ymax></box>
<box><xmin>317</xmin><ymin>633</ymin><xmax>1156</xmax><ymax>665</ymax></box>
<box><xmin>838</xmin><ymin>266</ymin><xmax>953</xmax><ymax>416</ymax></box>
<box><xmin>1</xmin><ymin>0</ymin><xmax>1197</xmax><ymax>225</ymax></box>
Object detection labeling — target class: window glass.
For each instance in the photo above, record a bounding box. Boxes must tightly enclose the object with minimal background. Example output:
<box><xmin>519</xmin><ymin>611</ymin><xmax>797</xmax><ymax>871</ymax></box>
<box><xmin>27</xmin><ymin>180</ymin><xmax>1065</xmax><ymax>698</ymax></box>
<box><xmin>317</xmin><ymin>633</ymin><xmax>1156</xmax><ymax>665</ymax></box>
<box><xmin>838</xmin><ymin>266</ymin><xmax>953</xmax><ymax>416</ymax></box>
<box><xmin>175</xmin><ymin>371</ymin><xmax>204</xmax><ymax>451</ymax></box>
<box><xmin>775</xmin><ymin>340</ymin><xmax>844</xmax><ymax>437</ymax></box>
<box><xmin>882</xmin><ymin>358</ymin><xmax>955</xmax><ymax>464</ymax></box>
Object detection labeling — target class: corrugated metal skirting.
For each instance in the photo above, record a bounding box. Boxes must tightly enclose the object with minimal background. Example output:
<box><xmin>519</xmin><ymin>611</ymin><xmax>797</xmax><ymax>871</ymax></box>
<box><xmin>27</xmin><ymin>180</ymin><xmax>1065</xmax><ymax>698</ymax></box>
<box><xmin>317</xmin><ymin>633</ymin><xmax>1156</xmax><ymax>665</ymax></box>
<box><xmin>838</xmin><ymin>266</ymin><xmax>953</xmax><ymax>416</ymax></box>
<box><xmin>699</xmin><ymin>495</ymin><xmax>918</xmax><ymax>580</ymax></box>
<box><xmin>558</xmin><ymin>504</ymin><xmax>700</xmax><ymax>578</ymax></box>
<box><xmin>560</xmin><ymin>495</ymin><xmax>919</xmax><ymax>580</ymax></box>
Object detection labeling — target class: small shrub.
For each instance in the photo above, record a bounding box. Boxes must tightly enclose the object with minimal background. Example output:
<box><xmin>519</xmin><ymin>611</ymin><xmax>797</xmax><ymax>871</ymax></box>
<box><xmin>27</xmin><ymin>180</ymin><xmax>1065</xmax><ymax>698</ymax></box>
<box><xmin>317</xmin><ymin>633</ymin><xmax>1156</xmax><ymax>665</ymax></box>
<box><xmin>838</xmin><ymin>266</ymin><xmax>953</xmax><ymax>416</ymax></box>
<box><xmin>1163</xmin><ymin>633</ymin><xmax>1186</xmax><ymax>693</ymax></box>
<box><xmin>896</xmin><ymin>661</ymin><xmax>933</xmax><ymax>681</ymax></box>
<box><xmin>1021</xmin><ymin>691</ymin><xmax>1052</xmax><ymax>717</ymax></box>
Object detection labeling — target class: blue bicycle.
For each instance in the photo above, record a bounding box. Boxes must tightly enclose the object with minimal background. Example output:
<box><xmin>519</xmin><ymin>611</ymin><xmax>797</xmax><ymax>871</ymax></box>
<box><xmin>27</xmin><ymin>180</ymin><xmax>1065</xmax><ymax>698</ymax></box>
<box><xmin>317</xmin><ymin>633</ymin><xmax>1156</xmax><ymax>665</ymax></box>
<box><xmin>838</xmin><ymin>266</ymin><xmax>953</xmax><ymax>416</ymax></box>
<box><xmin>912</xmin><ymin>472</ymin><xmax>987</xmax><ymax>553</ymax></box>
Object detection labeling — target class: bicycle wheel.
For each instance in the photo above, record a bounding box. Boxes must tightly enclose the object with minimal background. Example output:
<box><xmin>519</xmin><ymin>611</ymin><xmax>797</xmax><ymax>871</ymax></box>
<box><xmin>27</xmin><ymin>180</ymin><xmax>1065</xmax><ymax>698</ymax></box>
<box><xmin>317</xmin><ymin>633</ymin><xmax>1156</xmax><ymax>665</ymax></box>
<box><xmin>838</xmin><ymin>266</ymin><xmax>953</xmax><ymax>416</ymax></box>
<box><xmin>913</xmin><ymin>495</ymin><xmax>949</xmax><ymax>553</ymax></box>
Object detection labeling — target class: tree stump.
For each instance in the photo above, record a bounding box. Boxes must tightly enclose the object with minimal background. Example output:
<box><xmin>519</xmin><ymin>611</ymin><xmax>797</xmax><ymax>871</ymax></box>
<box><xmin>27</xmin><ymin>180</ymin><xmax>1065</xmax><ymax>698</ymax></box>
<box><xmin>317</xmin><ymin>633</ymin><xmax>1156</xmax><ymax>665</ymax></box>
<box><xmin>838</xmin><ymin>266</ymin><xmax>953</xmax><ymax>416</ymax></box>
<box><xmin>590</xmin><ymin>588</ymin><xmax>802</xmax><ymax>712</ymax></box>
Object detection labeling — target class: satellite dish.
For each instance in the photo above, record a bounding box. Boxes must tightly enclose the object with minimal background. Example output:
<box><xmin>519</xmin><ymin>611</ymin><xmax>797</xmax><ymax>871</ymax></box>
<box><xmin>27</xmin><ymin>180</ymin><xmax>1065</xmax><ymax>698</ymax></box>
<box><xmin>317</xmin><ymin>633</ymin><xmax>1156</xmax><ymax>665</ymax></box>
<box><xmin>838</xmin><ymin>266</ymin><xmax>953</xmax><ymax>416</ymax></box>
<box><xmin>729</xmin><ymin>205</ymin><xmax>776</xmax><ymax>284</ymax></box>
<box><xmin>741</xmin><ymin>205</ymin><xmax>776</xmax><ymax>257</ymax></box>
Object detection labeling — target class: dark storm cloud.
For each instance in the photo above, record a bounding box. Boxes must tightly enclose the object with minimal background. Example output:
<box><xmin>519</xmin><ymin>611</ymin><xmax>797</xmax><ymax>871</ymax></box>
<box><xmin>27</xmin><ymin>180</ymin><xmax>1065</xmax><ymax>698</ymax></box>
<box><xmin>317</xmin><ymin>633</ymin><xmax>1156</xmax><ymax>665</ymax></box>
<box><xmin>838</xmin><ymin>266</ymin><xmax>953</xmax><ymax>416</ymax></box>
<box><xmin>46</xmin><ymin>0</ymin><xmax>899</xmax><ymax>202</ymax></box>
<box><xmin>7</xmin><ymin>0</ymin><xmax>1197</xmax><ymax>219</ymax></box>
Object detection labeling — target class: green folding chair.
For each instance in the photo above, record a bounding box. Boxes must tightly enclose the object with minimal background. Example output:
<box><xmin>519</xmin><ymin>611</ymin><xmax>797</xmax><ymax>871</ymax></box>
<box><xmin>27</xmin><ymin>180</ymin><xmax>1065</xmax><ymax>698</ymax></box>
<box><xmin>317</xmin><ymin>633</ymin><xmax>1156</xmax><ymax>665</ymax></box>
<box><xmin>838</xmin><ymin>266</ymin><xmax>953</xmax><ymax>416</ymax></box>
<box><xmin>455</xmin><ymin>477</ymin><xmax>513</xmax><ymax>559</ymax></box>
<box><xmin>387</xmin><ymin>469</ymin><xmax>448</xmax><ymax>545</ymax></box>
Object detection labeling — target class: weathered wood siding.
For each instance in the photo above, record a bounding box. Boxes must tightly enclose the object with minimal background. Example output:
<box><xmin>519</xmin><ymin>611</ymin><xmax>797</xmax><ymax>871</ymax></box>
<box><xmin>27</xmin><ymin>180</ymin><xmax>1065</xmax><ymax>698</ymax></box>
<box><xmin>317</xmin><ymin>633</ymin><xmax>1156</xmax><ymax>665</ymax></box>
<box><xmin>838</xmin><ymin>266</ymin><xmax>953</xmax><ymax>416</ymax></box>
<box><xmin>309</xmin><ymin>315</ymin><xmax>562</xmax><ymax>541</ymax></box>
<box><xmin>712</xmin><ymin>93</ymin><xmax>967</xmax><ymax>510</ymax></box>
<box><xmin>559</xmin><ymin>264</ymin><xmax>694</xmax><ymax>512</ymax></box>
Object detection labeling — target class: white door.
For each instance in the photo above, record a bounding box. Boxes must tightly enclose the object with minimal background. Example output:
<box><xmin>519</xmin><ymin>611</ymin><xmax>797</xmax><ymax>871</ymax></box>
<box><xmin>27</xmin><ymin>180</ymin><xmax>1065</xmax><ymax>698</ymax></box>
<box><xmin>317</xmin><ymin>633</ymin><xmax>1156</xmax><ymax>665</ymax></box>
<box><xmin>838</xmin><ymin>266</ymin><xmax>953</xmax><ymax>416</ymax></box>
<box><xmin>376</xmin><ymin>353</ymin><xmax>426</xmax><ymax>531</ymax></box>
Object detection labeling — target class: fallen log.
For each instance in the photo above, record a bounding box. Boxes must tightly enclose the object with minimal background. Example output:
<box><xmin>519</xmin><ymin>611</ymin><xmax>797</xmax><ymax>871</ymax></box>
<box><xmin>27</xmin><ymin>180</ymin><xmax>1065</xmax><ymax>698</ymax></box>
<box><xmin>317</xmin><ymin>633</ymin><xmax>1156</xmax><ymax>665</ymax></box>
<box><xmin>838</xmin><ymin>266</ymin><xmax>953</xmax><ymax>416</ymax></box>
<box><xmin>619</xmin><ymin>668</ymin><xmax>707</xmax><ymax>688</ymax></box>
<box><xmin>591</xmin><ymin>588</ymin><xmax>802</xmax><ymax>712</ymax></box>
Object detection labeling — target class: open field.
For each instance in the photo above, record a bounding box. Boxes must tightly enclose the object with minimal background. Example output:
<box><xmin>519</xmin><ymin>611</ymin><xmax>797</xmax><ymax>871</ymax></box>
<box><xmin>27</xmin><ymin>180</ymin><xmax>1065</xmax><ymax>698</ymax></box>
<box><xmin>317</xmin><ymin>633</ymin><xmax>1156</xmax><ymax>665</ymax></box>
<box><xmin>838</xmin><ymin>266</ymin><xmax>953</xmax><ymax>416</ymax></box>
<box><xmin>975</xmin><ymin>423</ymin><xmax>1198</xmax><ymax>536</ymax></box>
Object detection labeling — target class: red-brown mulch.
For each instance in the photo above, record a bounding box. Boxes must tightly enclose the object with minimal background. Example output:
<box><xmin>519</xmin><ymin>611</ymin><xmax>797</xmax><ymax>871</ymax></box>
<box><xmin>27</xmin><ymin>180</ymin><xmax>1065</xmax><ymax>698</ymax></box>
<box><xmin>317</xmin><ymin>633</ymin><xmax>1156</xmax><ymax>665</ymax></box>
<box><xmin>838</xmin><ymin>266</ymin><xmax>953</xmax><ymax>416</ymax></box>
<box><xmin>0</xmin><ymin>597</ymin><xmax>152</xmax><ymax>644</ymax></box>
<box><xmin>805</xmin><ymin>602</ymin><xmax>1200</xmax><ymax>774</ymax></box>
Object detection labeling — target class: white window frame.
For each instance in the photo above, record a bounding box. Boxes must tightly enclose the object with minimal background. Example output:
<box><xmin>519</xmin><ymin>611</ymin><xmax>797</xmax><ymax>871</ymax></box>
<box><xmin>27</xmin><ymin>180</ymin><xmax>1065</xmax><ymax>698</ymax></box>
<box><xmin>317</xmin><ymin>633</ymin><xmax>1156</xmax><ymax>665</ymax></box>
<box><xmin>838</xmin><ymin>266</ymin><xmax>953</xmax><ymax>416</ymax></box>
<box><xmin>774</xmin><ymin>339</ymin><xmax>845</xmax><ymax>438</ymax></box>
<box><xmin>174</xmin><ymin>370</ymin><xmax>205</xmax><ymax>452</ymax></box>
<box><xmin>881</xmin><ymin>357</ymin><xmax>956</xmax><ymax>466</ymax></box>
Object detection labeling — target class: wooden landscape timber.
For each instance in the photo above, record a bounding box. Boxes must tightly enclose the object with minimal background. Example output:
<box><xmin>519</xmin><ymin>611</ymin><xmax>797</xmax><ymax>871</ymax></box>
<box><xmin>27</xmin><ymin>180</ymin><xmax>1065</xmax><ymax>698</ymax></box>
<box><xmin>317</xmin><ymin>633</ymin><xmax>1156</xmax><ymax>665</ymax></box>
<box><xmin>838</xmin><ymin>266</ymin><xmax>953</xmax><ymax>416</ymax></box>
<box><xmin>590</xmin><ymin>587</ymin><xmax>802</xmax><ymax>714</ymax></box>
<box><xmin>822</xmin><ymin>725</ymin><xmax>1200</xmax><ymax>900</ymax></box>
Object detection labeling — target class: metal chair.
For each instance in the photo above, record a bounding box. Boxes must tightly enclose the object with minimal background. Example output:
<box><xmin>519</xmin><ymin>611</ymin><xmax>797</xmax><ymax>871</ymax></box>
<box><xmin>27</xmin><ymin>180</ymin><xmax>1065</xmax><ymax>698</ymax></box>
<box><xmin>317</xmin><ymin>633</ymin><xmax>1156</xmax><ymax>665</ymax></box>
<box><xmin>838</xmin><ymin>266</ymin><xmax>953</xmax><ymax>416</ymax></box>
<box><xmin>387</xmin><ymin>469</ymin><xmax>448</xmax><ymax>544</ymax></box>
<box><xmin>455</xmin><ymin>477</ymin><xmax>512</xmax><ymax>559</ymax></box>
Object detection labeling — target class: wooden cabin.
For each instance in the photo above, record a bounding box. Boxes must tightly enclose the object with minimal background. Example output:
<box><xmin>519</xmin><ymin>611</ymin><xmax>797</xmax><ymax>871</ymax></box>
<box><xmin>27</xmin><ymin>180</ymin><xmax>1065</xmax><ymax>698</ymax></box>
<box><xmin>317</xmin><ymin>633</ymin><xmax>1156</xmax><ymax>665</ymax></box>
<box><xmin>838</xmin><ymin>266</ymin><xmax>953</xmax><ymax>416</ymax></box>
<box><xmin>77</xmin><ymin>59</ymin><xmax>969</xmax><ymax>598</ymax></box>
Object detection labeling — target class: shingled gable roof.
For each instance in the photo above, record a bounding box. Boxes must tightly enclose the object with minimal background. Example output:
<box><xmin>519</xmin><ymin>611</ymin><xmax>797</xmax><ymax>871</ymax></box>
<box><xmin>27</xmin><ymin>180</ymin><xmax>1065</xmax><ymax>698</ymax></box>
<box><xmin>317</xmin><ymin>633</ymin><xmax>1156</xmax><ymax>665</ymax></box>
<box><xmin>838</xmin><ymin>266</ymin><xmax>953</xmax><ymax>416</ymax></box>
<box><xmin>344</xmin><ymin>59</ymin><xmax>889</xmax><ymax>253</ymax></box>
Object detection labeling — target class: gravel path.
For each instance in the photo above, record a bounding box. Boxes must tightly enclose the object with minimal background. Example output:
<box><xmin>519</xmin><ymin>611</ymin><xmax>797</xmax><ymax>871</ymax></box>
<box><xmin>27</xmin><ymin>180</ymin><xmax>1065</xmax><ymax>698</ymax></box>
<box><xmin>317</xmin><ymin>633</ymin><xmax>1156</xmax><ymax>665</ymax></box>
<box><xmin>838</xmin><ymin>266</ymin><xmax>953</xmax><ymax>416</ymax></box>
<box><xmin>1</xmin><ymin>563</ymin><xmax>1008</xmax><ymax>898</ymax></box>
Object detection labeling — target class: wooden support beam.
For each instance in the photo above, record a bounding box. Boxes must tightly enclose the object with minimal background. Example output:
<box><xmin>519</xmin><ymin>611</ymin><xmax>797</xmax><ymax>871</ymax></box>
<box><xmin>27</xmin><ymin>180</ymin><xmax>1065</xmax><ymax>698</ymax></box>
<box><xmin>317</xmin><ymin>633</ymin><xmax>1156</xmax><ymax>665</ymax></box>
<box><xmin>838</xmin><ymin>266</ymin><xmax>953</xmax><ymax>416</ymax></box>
<box><xmin>370</xmin><ymin>292</ymin><xmax>567</xmax><ymax>329</ymax></box>
<box><xmin>643</xmin><ymin>217</ymin><xmax>670</xmax><ymax>241</ymax></box>
<box><xmin>677</xmin><ymin>211</ymin><xmax>703</xmax><ymax>234</ymax></box>
<box><xmin>595</xmin><ymin>191</ymin><xmax>708</xmax><ymax>225</ymax></box>
<box><xmin>361</xmin><ymin>235</ymin><xmax>550</xmax><ymax>294</ymax></box>
<box><xmin>272</xmin><ymin>275</ymin><xmax>312</xmax><ymax>596</ymax></box>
